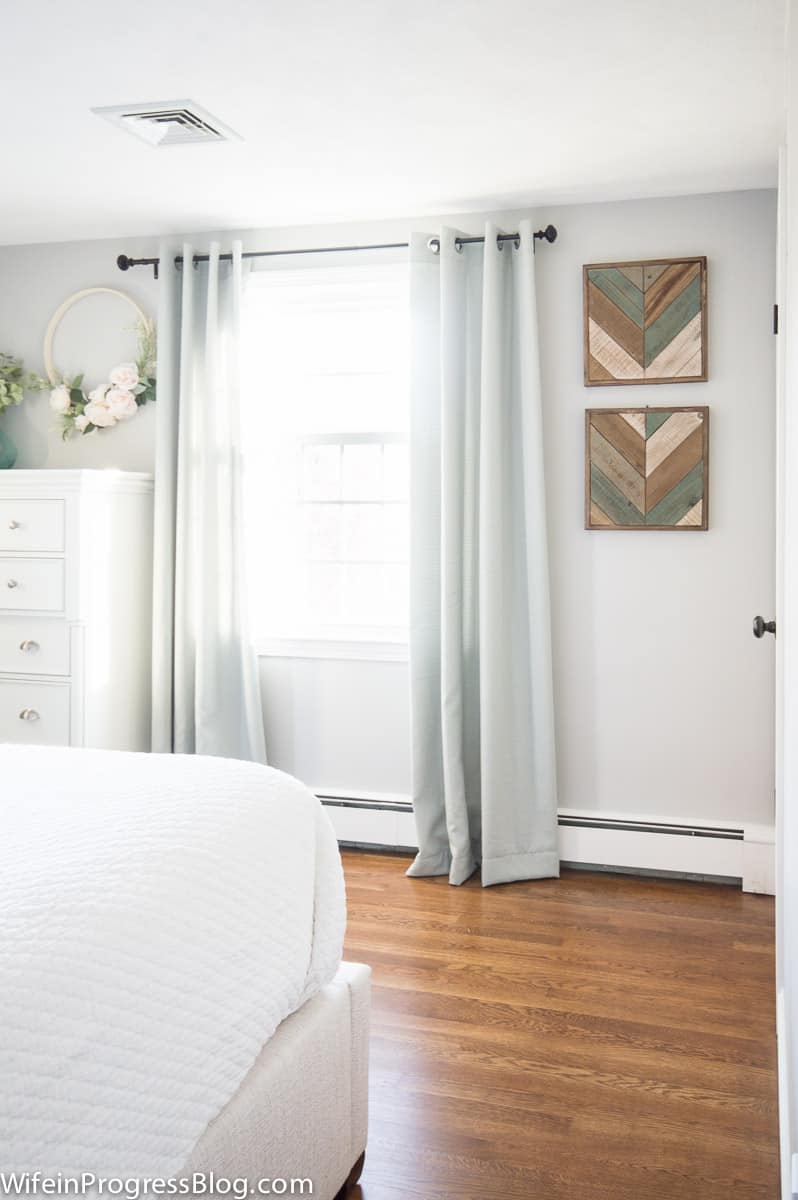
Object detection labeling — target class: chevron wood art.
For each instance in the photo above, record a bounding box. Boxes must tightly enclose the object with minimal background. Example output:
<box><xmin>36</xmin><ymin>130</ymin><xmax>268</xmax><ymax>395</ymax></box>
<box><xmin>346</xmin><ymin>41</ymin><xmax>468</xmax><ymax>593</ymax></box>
<box><xmin>585</xmin><ymin>407</ymin><xmax>709</xmax><ymax>530</ymax></box>
<box><xmin>583</xmin><ymin>257</ymin><xmax>707</xmax><ymax>385</ymax></box>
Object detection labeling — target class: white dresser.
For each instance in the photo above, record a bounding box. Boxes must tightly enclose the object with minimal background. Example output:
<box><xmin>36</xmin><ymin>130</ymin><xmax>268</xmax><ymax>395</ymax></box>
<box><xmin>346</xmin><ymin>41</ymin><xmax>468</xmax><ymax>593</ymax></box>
<box><xmin>0</xmin><ymin>470</ymin><xmax>154</xmax><ymax>750</ymax></box>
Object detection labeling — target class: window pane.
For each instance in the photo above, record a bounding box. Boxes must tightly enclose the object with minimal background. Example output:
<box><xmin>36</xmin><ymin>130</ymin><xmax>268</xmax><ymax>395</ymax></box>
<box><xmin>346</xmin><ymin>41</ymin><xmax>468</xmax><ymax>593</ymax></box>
<box><xmin>341</xmin><ymin>504</ymin><xmax>384</xmax><ymax>562</ymax></box>
<box><xmin>382</xmin><ymin>505</ymin><xmax>409</xmax><ymax>562</ymax></box>
<box><xmin>302</xmin><ymin>444</ymin><xmax>341</xmax><ymax>501</ymax></box>
<box><xmin>341</xmin><ymin>564</ymin><xmax>386</xmax><ymax>627</ymax></box>
<box><xmin>290</xmin><ymin>374</ymin><xmax>407</xmax><ymax>436</ymax></box>
<box><xmin>383</xmin><ymin>565</ymin><xmax>409</xmax><ymax>627</ymax></box>
<box><xmin>383</xmin><ymin>442</ymin><xmax>409</xmax><ymax>500</ymax></box>
<box><xmin>305</xmin><ymin>563</ymin><xmax>343</xmax><ymax>625</ymax></box>
<box><xmin>341</xmin><ymin>443</ymin><xmax>383</xmax><ymax>501</ymax></box>
<box><xmin>304</xmin><ymin>504</ymin><xmax>342</xmax><ymax>561</ymax></box>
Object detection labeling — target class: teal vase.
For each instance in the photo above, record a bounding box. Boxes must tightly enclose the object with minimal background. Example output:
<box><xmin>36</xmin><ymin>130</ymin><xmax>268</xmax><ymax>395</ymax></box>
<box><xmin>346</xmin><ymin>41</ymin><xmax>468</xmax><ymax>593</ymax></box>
<box><xmin>0</xmin><ymin>423</ymin><xmax>17</xmax><ymax>469</ymax></box>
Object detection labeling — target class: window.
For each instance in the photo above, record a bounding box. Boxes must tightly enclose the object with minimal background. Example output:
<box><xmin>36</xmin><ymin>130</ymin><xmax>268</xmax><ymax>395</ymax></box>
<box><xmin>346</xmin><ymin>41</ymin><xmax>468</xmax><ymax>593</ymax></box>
<box><xmin>240</xmin><ymin>261</ymin><xmax>409</xmax><ymax>646</ymax></box>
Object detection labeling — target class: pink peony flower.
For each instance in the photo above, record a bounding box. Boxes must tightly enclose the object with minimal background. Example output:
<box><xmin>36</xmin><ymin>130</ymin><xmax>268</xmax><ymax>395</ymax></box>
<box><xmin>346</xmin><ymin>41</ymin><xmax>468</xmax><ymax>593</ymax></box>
<box><xmin>105</xmin><ymin>387</ymin><xmax>138</xmax><ymax>421</ymax></box>
<box><xmin>108</xmin><ymin>363</ymin><xmax>139</xmax><ymax>390</ymax></box>
<box><xmin>83</xmin><ymin>396</ymin><xmax>117</xmax><ymax>428</ymax></box>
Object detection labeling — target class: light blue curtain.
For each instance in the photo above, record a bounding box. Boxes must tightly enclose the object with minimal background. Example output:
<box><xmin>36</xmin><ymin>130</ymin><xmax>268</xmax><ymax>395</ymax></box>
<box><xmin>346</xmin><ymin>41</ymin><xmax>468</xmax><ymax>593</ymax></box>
<box><xmin>152</xmin><ymin>240</ymin><xmax>266</xmax><ymax>762</ymax></box>
<box><xmin>407</xmin><ymin>220</ymin><xmax>558</xmax><ymax>886</ymax></box>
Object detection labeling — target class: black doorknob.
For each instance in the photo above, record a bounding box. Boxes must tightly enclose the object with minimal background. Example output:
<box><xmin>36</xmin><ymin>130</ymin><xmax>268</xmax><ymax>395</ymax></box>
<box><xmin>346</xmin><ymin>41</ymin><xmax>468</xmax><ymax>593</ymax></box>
<box><xmin>753</xmin><ymin>615</ymin><xmax>776</xmax><ymax>638</ymax></box>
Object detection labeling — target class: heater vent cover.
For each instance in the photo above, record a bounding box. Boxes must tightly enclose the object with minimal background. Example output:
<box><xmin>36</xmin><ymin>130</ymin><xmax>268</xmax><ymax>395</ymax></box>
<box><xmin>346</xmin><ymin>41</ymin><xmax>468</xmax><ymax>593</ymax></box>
<box><xmin>92</xmin><ymin>101</ymin><xmax>240</xmax><ymax>147</ymax></box>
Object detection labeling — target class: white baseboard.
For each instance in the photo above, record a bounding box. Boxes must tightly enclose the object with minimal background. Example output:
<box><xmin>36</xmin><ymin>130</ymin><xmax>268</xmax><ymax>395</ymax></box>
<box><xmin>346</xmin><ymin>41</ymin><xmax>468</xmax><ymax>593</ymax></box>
<box><xmin>320</xmin><ymin>795</ymin><xmax>776</xmax><ymax>894</ymax></box>
<box><xmin>322</xmin><ymin>799</ymin><xmax>417</xmax><ymax>848</ymax></box>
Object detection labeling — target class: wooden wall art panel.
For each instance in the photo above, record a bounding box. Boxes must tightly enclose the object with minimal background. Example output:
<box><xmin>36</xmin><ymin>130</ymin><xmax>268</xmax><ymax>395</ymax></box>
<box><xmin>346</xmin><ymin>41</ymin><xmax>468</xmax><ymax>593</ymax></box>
<box><xmin>585</xmin><ymin>406</ymin><xmax>709</xmax><ymax>530</ymax></box>
<box><xmin>584</xmin><ymin>257</ymin><xmax>707</xmax><ymax>385</ymax></box>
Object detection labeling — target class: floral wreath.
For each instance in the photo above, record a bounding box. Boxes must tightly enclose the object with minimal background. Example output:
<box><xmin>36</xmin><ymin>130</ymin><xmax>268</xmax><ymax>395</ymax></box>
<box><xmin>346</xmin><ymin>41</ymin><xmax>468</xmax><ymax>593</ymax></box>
<box><xmin>42</xmin><ymin>288</ymin><xmax>156</xmax><ymax>439</ymax></box>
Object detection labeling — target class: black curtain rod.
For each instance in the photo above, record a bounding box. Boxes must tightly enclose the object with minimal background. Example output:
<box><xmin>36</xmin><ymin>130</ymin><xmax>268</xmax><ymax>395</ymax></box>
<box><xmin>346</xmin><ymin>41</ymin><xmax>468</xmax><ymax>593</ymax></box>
<box><xmin>116</xmin><ymin>225</ymin><xmax>558</xmax><ymax>279</ymax></box>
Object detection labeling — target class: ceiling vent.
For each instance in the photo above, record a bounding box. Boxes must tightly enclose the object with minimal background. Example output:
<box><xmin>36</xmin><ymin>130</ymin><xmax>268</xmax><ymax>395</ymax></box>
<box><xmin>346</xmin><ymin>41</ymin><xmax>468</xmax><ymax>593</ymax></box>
<box><xmin>91</xmin><ymin>100</ymin><xmax>240</xmax><ymax>147</ymax></box>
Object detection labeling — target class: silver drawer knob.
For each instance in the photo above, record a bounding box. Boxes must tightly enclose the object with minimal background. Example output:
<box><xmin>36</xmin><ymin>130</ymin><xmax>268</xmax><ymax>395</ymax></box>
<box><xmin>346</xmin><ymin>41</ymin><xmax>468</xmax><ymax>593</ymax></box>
<box><xmin>6</xmin><ymin>579</ymin><xmax>18</xmax><ymax>589</ymax></box>
<box><xmin>8</xmin><ymin>520</ymin><xmax>19</xmax><ymax>530</ymax></box>
<box><xmin>19</xmin><ymin>640</ymin><xmax>39</xmax><ymax>653</ymax></box>
<box><xmin>18</xmin><ymin>708</ymin><xmax>40</xmax><ymax>722</ymax></box>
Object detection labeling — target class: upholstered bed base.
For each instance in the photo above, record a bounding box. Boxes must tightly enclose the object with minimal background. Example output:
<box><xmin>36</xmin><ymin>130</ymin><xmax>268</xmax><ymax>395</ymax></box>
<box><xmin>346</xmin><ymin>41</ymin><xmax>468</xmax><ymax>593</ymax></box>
<box><xmin>184</xmin><ymin>962</ymin><xmax>370</xmax><ymax>1200</ymax></box>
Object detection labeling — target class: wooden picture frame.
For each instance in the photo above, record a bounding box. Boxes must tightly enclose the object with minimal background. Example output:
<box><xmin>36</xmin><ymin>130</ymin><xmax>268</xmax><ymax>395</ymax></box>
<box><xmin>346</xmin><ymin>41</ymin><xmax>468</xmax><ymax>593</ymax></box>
<box><xmin>585</xmin><ymin>406</ymin><xmax>709</xmax><ymax>530</ymax></box>
<box><xmin>583</xmin><ymin>257</ymin><xmax>707</xmax><ymax>386</ymax></box>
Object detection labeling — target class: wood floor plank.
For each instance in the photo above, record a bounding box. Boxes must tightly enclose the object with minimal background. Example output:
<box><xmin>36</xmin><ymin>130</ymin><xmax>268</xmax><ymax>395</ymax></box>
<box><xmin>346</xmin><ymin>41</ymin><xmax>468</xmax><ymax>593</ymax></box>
<box><xmin>341</xmin><ymin>851</ymin><xmax>778</xmax><ymax>1200</ymax></box>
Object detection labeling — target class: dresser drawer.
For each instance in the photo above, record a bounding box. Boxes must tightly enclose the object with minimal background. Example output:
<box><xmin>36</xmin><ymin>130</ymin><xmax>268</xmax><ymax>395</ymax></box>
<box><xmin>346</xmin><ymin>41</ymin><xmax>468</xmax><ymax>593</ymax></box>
<box><xmin>0</xmin><ymin>617</ymin><xmax>70</xmax><ymax>675</ymax></box>
<box><xmin>0</xmin><ymin>679</ymin><xmax>70</xmax><ymax>746</ymax></box>
<box><xmin>0</xmin><ymin>559</ymin><xmax>65</xmax><ymax>612</ymax></box>
<box><xmin>0</xmin><ymin>499</ymin><xmax>65</xmax><ymax>553</ymax></box>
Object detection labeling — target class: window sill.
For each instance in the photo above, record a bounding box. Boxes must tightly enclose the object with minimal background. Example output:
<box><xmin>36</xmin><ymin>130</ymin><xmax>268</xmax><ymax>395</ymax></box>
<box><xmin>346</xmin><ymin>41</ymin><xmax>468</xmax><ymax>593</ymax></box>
<box><xmin>255</xmin><ymin>636</ymin><xmax>409</xmax><ymax>662</ymax></box>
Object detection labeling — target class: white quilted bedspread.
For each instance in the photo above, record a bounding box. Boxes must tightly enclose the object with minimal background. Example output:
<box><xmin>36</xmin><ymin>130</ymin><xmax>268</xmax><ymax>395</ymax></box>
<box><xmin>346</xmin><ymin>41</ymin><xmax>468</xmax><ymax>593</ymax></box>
<box><xmin>0</xmin><ymin>745</ymin><xmax>345</xmax><ymax>1175</ymax></box>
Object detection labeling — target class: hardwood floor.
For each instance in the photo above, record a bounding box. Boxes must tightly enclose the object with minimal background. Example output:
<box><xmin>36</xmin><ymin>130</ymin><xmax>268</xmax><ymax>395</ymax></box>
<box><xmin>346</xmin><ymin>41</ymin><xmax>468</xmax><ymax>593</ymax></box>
<box><xmin>341</xmin><ymin>850</ymin><xmax>779</xmax><ymax>1200</ymax></box>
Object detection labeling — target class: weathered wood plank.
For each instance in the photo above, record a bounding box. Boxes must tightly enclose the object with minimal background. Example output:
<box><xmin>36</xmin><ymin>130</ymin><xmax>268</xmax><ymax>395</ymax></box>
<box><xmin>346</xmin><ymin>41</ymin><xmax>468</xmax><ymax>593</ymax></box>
<box><xmin>588</xmin><ymin>353</ymin><xmax>614</xmax><ymax>382</ymax></box>
<box><xmin>591</xmin><ymin>411</ymin><xmax>647</xmax><ymax>474</ymax></box>
<box><xmin>620</xmin><ymin>411</ymin><xmax>646</xmax><ymax>437</ymax></box>
<box><xmin>643</xmin><ymin>263</ymin><xmax>668</xmax><ymax>290</ymax></box>
<box><xmin>646</xmin><ymin>411</ymin><xmax>704</xmax><ymax>477</ymax></box>
<box><xmin>588</xmin><ymin>283</ymin><xmax>645</xmax><ymax>366</ymax></box>
<box><xmin>646</xmin><ymin>460</ymin><xmax>705</xmax><ymax>525</ymax></box>
<box><xmin>645</xmin><ymin>423</ymin><xmax>705</xmax><ymax>512</ymax></box>
<box><xmin>677</xmin><ymin>499</ymin><xmax>704</xmax><ymax>527</ymax></box>
<box><xmin>590</xmin><ymin>501</ymin><xmax>614</xmax><ymax>526</ymax></box>
<box><xmin>588</xmin><ymin>267</ymin><xmax>645</xmax><ymax>327</ymax></box>
<box><xmin>647</xmin><ymin>312</ymin><xmax>703</xmax><ymax>379</ymax></box>
<box><xmin>645</xmin><ymin>410</ymin><xmax>671</xmax><ymax>438</ymax></box>
<box><xmin>588</xmin><ymin>320</ymin><xmax>644</xmax><ymax>380</ymax></box>
<box><xmin>590</xmin><ymin>464</ymin><xmax>645</xmax><ymax>526</ymax></box>
<box><xmin>644</xmin><ymin>275</ymin><xmax>703</xmax><ymax>367</ymax></box>
<box><xmin>644</xmin><ymin>261</ymin><xmax>702</xmax><ymax>327</ymax></box>
<box><xmin>590</xmin><ymin>425</ymin><xmax>645</xmax><ymax>513</ymax></box>
<box><xmin>677</xmin><ymin>348</ymin><xmax>704</xmax><ymax>378</ymax></box>
<box><xmin>618</xmin><ymin>265</ymin><xmax>644</xmax><ymax>289</ymax></box>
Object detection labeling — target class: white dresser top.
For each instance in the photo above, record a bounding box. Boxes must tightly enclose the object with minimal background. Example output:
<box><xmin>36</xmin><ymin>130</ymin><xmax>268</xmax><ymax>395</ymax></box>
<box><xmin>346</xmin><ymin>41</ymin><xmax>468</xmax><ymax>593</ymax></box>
<box><xmin>0</xmin><ymin>469</ymin><xmax>153</xmax><ymax>494</ymax></box>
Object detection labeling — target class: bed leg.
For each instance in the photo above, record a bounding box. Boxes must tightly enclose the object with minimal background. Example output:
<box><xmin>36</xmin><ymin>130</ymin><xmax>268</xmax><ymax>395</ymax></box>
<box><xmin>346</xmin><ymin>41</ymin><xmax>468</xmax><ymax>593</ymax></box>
<box><xmin>333</xmin><ymin>1151</ymin><xmax>365</xmax><ymax>1198</ymax></box>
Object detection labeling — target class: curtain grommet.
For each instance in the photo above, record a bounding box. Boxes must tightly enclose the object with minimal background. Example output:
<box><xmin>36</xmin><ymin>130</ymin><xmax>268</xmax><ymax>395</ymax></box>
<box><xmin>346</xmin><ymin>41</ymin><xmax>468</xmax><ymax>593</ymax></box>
<box><xmin>426</xmin><ymin>237</ymin><xmax>441</xmax><ymax>255</ymax></box>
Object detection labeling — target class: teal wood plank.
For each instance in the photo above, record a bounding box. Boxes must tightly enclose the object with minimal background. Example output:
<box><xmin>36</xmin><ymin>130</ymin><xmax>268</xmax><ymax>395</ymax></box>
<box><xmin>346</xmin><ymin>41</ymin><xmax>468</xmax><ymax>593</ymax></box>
<box><xmin>590</xmin><ymin>464</ymin><xmax>645</xmax><ymax>526</ymax></box>
<box><xmin>588</xmin><ymin>268</ymin><xmax>644</xmax><ymax>328</ymax></box>
<box><xmin>645</xmin><ymin>461</ymin><xmax>704</xmax><ymax>526</ymax></box>
<box><xmin>645</xmin><ymin>411</ymin><xmax>672</xmax><ymax>438</ymax></box>
<box><xmin>643</xmin><ymin>275</ymin><xmax>702</xmax><ymax>367</ymax></box>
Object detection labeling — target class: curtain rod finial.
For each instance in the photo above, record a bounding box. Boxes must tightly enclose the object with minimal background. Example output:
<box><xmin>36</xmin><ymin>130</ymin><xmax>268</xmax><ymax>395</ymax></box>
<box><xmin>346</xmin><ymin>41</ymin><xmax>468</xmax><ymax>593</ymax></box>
<box><xmin>117</xmin><ymin>254</ymin><xmax>131</xmax><ymax>271</ymax></box>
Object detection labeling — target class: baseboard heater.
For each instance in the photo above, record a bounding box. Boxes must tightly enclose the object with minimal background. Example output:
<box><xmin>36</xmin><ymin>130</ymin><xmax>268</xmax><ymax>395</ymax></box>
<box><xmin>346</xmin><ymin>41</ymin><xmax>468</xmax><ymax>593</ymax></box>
<box><xmin>317</xmin><ymin>793</ymin><xmax>772</xmax><ymax>894</ymax></box>
<box><xmin>557</xmin><ymin>814</ymin><xmax>743</xmax><ymax>840</ymax></box>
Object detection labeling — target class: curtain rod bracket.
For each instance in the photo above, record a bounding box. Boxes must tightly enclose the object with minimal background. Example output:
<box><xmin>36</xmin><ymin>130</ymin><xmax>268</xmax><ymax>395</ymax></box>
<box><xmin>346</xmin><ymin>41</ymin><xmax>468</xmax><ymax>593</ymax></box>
<box><xmin>117</xmin><ymin>253</ymin><xmax>159</xmax><ymax>280</ymax></box>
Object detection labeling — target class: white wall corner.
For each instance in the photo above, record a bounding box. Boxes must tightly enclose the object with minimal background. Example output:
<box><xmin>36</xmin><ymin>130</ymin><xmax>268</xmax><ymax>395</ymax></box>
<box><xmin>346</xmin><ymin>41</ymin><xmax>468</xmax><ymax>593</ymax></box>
<box><xmin>742</xmin><ymin>824</ymin><xmax>776</xmax><ymax>895</ymax></box>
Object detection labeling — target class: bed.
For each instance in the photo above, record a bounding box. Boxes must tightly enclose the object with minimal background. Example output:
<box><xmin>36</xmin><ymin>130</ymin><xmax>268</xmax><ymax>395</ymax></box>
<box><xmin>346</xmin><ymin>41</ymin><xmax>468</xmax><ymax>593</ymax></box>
<box><xmin>0</xmin><ymin>745</ymin><xmax>369</xmax><ymax>1199</ymax></box>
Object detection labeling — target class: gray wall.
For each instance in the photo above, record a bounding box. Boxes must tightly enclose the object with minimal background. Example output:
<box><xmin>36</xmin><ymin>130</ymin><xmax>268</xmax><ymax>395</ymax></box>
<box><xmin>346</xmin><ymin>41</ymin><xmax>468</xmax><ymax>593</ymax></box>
<box><xmin>537</xmin><ymin>188</ymin><xmax>776</xmax><ymax>827</ymax></box>
<box><xmin>0</xmin><ymin>188</ymin><xmax>777</xmax><ymax>830</ymax></box>
<box><xmin>0</xmin><ymin>236</ymin><xmax>159</xmax><ymax>471</ymax></box>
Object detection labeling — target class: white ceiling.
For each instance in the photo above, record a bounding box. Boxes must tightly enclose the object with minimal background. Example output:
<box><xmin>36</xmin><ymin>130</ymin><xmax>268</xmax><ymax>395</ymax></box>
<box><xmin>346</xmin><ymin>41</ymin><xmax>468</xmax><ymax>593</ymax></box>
<box><xmin>0</xmin><ymin>0</ymin><xmax>785</xmax><ymax>246</ymax></box>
